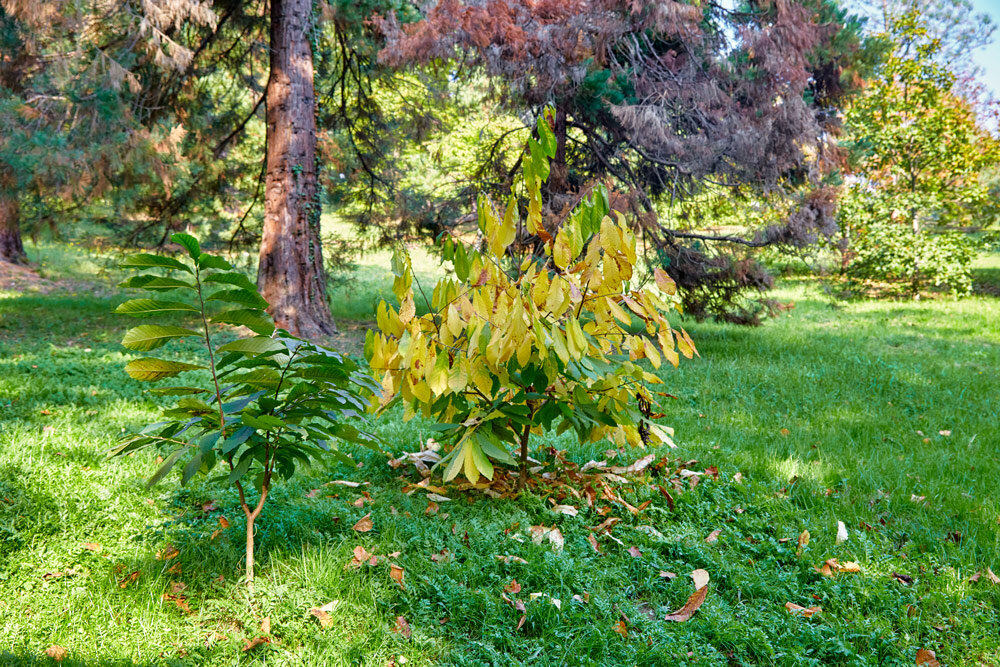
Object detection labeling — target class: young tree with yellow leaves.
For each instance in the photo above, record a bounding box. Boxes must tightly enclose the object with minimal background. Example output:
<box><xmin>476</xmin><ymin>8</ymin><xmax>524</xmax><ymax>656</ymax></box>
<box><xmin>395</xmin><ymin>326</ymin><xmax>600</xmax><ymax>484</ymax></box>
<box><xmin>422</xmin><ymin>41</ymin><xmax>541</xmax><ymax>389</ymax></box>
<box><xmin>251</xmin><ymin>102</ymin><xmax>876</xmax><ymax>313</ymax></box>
<box><xmin>366</xmin><ymin>112</ymin><xmax>697</xmax><ymax>490</ymax></box>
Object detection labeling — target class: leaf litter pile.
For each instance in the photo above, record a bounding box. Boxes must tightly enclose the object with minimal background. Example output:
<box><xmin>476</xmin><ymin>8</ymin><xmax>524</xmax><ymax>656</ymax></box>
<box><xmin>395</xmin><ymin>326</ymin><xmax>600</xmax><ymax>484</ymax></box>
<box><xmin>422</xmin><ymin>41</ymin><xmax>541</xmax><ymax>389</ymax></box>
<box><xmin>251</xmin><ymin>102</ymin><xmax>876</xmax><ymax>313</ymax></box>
<box><xmin>388</xmin><ymin>439</ymin><xmax>726</xmax><ymax>630</ymax></box>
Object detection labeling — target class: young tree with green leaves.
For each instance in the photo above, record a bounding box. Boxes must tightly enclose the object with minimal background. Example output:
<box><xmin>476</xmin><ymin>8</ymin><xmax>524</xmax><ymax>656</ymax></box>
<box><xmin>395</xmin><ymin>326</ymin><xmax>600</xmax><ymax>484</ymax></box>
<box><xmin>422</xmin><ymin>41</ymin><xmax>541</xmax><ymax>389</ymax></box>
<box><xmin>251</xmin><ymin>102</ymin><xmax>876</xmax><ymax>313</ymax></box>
<box><xmin>112</xmin><ymin>233</ymin><xmax>379</xmax><ymax>589</ymax></box>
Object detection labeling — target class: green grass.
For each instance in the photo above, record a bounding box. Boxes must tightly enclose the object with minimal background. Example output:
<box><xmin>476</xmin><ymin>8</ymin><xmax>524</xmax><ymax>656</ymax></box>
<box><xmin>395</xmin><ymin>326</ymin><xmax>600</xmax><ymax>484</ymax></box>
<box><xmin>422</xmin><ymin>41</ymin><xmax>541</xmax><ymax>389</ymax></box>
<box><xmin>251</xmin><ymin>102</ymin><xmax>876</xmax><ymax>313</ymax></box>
<box><xmin>1</xmin><ymin>248</ymin><xmax>999</xmax><ymax>666</ymax></box>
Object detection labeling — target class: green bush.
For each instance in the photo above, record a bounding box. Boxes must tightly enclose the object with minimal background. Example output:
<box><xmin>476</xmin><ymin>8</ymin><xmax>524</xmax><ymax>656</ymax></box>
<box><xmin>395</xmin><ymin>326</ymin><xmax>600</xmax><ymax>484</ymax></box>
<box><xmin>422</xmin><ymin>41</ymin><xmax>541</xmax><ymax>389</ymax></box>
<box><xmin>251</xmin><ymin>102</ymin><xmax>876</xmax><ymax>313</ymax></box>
<box><xmin>840</xmin><ymin>189</ymin><xmax>979</xmax><ymax>295</ymax></box>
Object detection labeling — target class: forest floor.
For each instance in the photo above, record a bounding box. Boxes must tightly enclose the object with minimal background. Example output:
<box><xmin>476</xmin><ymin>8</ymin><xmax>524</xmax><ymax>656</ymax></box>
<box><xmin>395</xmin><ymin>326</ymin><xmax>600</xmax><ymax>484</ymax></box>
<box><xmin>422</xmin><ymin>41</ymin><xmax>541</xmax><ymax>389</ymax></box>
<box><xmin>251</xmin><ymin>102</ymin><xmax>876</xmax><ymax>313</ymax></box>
<box><xmin>0</xmin><ymin>243</ymin><xmax>998</xmax><ymax>666</ymax></box>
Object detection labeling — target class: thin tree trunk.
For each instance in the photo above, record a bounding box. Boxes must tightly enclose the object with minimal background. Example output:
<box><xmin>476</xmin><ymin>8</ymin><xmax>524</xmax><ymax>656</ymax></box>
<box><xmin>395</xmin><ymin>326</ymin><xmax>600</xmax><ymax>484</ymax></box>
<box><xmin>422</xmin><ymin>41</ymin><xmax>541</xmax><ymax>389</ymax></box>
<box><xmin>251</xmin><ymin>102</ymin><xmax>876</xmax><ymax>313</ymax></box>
<box><xmin>0</xmin><ymin>190</ymin><xmax>26</xmax><ymax>265</ymax></box>
<box><xmin>517</xmin><ymin>422</ymin><xmax>531</xmax><ymax>491</ymax></box>
<box><xmin>258</xmin><ymin>0</ymin><xmax>335</xmax><ymax>339</ymax></box>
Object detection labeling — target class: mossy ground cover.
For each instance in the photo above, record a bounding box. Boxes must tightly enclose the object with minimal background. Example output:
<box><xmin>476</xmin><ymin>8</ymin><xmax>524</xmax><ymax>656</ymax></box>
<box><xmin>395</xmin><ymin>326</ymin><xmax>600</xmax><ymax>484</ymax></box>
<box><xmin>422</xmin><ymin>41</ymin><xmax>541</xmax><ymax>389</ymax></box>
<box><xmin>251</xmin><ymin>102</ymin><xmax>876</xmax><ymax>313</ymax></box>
<box><xmin>1</xmin><ymin>243</ymin><xmax>998</xmax><ymax>666</ymax></box>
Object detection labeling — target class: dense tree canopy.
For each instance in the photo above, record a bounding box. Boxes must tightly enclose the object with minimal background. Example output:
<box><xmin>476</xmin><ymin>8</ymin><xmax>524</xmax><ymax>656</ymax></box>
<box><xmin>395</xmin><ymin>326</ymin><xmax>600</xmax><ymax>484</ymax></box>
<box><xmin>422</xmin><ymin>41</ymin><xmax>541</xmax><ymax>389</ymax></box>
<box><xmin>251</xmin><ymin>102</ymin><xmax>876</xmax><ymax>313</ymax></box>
<box><xmin>376</xmin><ymin>0</ymin><xmax>866</xmax><ymax>322</ymax></box>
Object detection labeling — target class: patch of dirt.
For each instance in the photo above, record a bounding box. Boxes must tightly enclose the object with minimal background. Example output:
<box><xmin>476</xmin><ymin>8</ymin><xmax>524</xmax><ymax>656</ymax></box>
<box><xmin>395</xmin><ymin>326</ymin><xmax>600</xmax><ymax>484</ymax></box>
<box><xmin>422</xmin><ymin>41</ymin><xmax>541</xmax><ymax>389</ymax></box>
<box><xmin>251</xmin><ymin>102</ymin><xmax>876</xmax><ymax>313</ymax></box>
<box><xmin>324</xmin><ymin>319</ymin><xmax>374</xmax><ymax>357</ymax></box>
<box><xmin>0</xmin><ymin>260</ymin><xmax>59</xmax><ymax>293</ymax></box>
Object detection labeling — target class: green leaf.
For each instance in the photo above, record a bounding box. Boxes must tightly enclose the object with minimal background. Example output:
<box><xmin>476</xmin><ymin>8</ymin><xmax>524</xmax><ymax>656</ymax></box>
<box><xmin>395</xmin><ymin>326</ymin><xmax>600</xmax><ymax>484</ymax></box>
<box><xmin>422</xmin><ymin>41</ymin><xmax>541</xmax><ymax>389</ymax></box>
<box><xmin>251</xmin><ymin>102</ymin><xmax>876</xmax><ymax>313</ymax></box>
<box><xmin>122</xmin><ymin>325</ymin><xmax>201</xmax><ymax>351</ymax></box>
<box><xmin>119</xmin><ymin>275</ymin><xmax>196</xmax><ymax>291</ymax></box>
<box><xmin>478</xmin><ymin>434</ymin><xmax>517</xmax><ymax>466</ymax></box>
<box><xmin>115</xmin><ymin>299</ymin><xmax>199</xmax><ymax>316</ymax></box>
<box><xmin>217</xmin><ymin>337</ymin><xmax>282</xmax><ymax>355</ymax></box>
<box><xmin>241</xmin><ymin>413</ymin><xmax>285</xmax><ymax>430</ymax></box>
<box><xmin>124</xmin><ymin>358</ymin><xmax>205</xmax><ymax>381</ymax></box>
<box><xmin>203</xmin><ymin>271</ymin><xmax>258</xmax><ymax>292</ymax></box>
<box><xmin>227</xmin><ymin>368</ymin><xmax>281</xmax><ymax>389</ymax></box>
<box><xmin>120</xmin><ymin>253</ymin><xmax>192</xmax><ymax>273</ymax></box>
<box><xmin>537</xmin><ymin>113</ymin><xmax>558</xmax><ymax>158</ymax></box>
<box><xmin>228</xmin><ymin>452</ymin><xmax>255</xmax><ymax>484</ymax></box>
<box><xmin>206</xmin><ymin>289</ymin><xmax>269</xmax><ymax>310</ymax></box>
<box><xmin>221</xmin><ymin>426</ymin><xmax>254</xmax><ymax>454</ymax></box>
<box><xmin>212</xmin><ymin>309</ymin><xmax>275</xmax><ymax>336</ymax></box>
<box><xmin>148</xmin><ymin>386</ymin><xmax>208</xmax><ymax>396</ymax></box>
<box><xmin>181</xmin><ymin>451</ymin><xmax>204</xmax><ymax>485</ymax></box>
<box><xmin>147</xmin><ymin>448</ymin><xmax>186</xmax><ymax>488</ymax></box>
<box><xmin>197</xmin><ymin>253</ymin><xmax>233</xmax><ymax>271</ymax></box>
<box><xmin>171</xmin><ymin>233</ymin><xmax>200</xmax><ymax>258</ymax></box>
<box><xmin>442</xmin><ymin>441</ymin><xmax>467</xmax><ymax>482</ymax></box>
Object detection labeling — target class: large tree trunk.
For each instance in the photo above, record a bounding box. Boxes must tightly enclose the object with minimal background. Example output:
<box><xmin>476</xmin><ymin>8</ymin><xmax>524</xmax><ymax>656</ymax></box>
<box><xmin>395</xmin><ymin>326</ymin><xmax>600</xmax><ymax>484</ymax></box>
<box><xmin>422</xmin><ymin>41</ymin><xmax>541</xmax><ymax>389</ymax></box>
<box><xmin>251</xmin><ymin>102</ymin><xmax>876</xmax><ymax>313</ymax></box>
<box><xmin>0</xmin><ymin>188</ymin><xmax>26</xmax><ymax>265</ymax></box>
<box><xmin>257</xmin><ymin>0</ymin><xmax>335</xmax><ymax>338</ymax></box>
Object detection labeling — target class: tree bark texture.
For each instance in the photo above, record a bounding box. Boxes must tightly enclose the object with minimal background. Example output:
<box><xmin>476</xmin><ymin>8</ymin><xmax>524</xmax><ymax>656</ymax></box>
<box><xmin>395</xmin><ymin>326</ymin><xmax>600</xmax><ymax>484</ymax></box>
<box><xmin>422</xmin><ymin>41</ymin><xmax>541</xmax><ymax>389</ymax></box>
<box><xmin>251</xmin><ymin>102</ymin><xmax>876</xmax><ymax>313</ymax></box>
<box><xmin>0</xmin><ymin>189</ymin><xmax>26</xmax><ymax>265</ymax></box>
<box><xmin>257</xmin><ymin>0</ymin><xmax>335</xmax><ymax>338</ymax></box>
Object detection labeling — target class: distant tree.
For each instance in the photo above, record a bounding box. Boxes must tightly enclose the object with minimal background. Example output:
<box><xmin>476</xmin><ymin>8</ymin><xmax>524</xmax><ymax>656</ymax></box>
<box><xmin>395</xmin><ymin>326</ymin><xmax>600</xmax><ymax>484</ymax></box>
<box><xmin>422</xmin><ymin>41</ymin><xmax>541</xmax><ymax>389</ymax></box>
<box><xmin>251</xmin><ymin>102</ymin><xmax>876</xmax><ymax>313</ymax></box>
<box><xmin>852</xmin><ymin>0</ymin><xmax>995</xmax><ymax>75</ymax></box>
<box><xmin>377</xmin><ymin>0</ymin><xmax>865</xmax><ymax>323</ymax></box>
<box><xmin>840</xmin><ymin>12</ymin><xmax>1000</xmax><ymax>295</ymax></box>
<box><xmin>0</xmin><ymin>0</ymin><xmax>217</xmax><ymax>264</ymax></box>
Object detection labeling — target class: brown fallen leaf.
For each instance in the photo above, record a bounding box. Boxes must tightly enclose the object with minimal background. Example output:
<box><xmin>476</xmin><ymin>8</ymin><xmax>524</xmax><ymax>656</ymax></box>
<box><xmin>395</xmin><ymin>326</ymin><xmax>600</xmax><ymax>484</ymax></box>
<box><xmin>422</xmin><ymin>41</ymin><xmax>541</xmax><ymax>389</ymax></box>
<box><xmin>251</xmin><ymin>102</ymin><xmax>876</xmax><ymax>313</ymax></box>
<box><xmin>613</xmin><ymin>619</ymin><xmax>628</xmax><ymax>637</ymax></box>
<box><xmin>785</xmin><ymin>602</ymin><xmax>822</xmax><ymax>618</ymax></box>
<box><xmin>260</xmin><ymin>616</ymin><xmax>271</xmax><ymax>635</ymax></box>
<box><xmin>158</xmin><ymin>545</ymin><xmax>180</xmax><ymax>560</ymax></box>
<box><xmin>987</xmin><ymin>567</ymin><xmax>1000</xmax><ymax>584</ymax></box>
<box><xmin>425</xmin><ymin>500</ymin><xmax>439</xmax><ymax>516</ymax></box>
<box><xmin>587</xmin><ymin>534</ymin><xmax>601</xmax><ymax>553</ymax></box>
<box><xmin>118</xmin><ymin>570</ymin><xmax>140</xmax><ymax>588</ymax></box>
<box><xmin>352</xmin><ymin>513</ymin><xmax>373</xmax><ymax>532</ymax></box>
<box><xmin>306</xmin><ymin>488</ymin><xmax>320</xmax><ymax>498</ymax></box>
<box><xmin>505</xmin><ymin>579</ymin><xmax>522</xmax><ymax>594</ymax></box>
<box><xmin>915</xmin><ymin>648</ymin><xmax>941</xmax><ymax>666</ymax></box>
<box><xmin>733</xmin><ymin>472</ymin><xmax>744</xmax><ymax>484</ymax></box>
<box><xmin>242</xmin><ymin>636</ymin><xmax>270</xmax><ymax>652</ymax></box>
<box><xmin>394</xmin><ymin>615</ymin><xmax>412</xmax><ymax>640</ymax></box>
<box><xmin>969</xmin><ymin>571</ymin><xmax>982</xmax><ymax>583</ymax></box>
<box><xmin>690</xmin><ymin>568</ymin><xmax>710</xmax><ymax>589</ymax></box>
<box><xmin>309</xmin><ymin>601</ymin><xmax>340</xmax><ymax>629</ymax></box>
<box><xmin>664</xmin><ymin>585</ymin><xmax>708</xmax><ymax>622</ymax></box>
<box><xmin>45</xmin><ymin>646</ymin><xmax>67</xmax><ymax>662</ymax></box>
<box><xmin>814</xmin><ymin>562</ymin><xmax>833</xmax><ymax>578</ymax></box>
<box><xmin>495</xmin><ymin>554</ymin><xmax>528</xmax><ymax>564</ymax></box>
<box><xmin>892</xmin><ymin>572</ymin><xmax>914</xmax><ymax>585</ymax></box>
<box><xmin>430</xmin><ymin>549</ymin><xmax>451</xmax><ymax>564</ymax></box>
<box><xmin>390</xmin><ymin>564</ymin><xmax>405</xmax><ymax>589</ymax></box>
<box><xmin>627</xmin><ymin>546</ymin><xmax>642</xmax><ymax>558</ymax></box>
<box><xmin>219</xmin><ymin>516</ymin><xmax>230</xmax><ymax>529</ymax></box>
<box><xmin>659</xmin><ymin>571</ymin><xmax>677</xmax><ymax>580</ymax></box>
<box><xmin>170</xmin><ymin>581</ymin><xmax>187</xmax><ymax>594</ymax></box>
<box><xmin>345</xmin><ymin>545</ymin><xmax>372</xmax><ymax>570</ymax></box>
<box><xmin>82</xmin><ymin>542</ymin><xmax>102</xmax><ymax>553</ymax></box>
<box><xmin>551</xmin><ymin>504</ymin><xmax>578</xmax><ymax>517</ymax></box>
<box><xmin>705</xmin><ymin>529</ymin><xmax>722</xmax><ymax>543</ymax></box>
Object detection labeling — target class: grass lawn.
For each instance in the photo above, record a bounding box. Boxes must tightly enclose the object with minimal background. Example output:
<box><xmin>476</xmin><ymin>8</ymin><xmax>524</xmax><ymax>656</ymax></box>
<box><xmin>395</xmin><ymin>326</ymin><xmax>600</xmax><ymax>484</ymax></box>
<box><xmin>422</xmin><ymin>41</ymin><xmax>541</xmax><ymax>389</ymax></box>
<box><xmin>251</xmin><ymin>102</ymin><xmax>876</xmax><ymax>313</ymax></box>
<box><xmin>0</xmin><ymin>243</ymin><xmax>998</xmax><ymax>666</ymax></box>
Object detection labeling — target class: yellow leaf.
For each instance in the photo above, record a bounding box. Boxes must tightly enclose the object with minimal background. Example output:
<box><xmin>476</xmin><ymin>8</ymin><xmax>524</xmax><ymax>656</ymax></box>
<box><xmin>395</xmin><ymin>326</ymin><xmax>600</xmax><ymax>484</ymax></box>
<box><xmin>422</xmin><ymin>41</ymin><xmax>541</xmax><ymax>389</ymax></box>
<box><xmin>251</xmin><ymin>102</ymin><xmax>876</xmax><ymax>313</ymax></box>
<box><xmin>553</xmin><ymin>229</ymin><xmax>572</xmax><ymax>269</ymax></box>
<box><xmin>570</xmin><ymin>318</ymin><xmax>588</xmax><ymax>357</ymax></box>
<box><xmin>516</xmin><ymin>335</ymin><xmax>533</xmax><ymax>367</ymax></box>
<box><xmin>398</xmin><ymin>295</ymin><xmax>416</xmax><ymax>325</ymax></box>
<box><xmin>412</xmin><ymin>378</ymin><xmax>431</xmax><ymax>404</ymax></box>
<box><xmin>447</xmin><ymin>305</ymin><xmax>464</xmax><ymax>338</ymax></box>
<box><xmin>551</xmin><ymin>327</ymin><xmax>570</xmax><ymax>364</ymax></box>
<box><xmin>642</xmin><ymin>337</ymin><xmax>661</xmax><ymax>369</ymax></box>
<box><xmin>428</xmin><ymin>351</ymin><xmax>450</xmax><ymax>395</ymax></box>
<box><xmin>653</xmin><ymin>267</ymin><xmax>677</xmax><ymax>295</ymax></box>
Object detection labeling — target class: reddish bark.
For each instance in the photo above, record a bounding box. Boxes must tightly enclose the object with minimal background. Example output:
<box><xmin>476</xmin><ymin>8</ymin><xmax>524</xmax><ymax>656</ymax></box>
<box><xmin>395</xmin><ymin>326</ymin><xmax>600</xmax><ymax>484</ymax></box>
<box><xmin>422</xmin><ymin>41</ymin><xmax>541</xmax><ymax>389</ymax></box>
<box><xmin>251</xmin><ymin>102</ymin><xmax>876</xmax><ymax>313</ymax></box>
<box><xmin>257</xmin><ymin>0</ymin><xmax>335</xmax><ymax>338</ymax></box>
<box><xmin>0</xmin><ymin>179</ymin><xmax>26</xmax><ymax>264</ymax></box>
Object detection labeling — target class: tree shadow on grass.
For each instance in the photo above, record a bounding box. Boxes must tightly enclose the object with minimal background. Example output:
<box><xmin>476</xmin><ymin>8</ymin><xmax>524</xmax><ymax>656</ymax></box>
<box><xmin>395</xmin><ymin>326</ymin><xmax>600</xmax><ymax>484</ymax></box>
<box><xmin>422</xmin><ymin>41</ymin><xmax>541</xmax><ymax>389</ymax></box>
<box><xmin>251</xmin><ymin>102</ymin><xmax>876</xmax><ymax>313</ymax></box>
<box><xmin>0</xmin><ymin>654</ymin><xmax>178</xmax><ymax>667</ymax></box>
